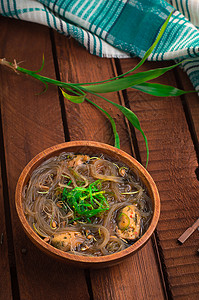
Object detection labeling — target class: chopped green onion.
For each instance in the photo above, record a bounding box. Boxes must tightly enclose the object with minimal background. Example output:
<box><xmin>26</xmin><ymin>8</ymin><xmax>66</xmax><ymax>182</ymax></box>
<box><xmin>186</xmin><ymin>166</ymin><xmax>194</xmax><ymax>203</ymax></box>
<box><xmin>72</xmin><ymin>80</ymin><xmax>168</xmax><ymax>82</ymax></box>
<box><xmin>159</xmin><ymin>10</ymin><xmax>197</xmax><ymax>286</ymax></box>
<box><xmin>61</xmin><ymin>180</ymin><xmax>109</xmax><ymax>222</ymax></box>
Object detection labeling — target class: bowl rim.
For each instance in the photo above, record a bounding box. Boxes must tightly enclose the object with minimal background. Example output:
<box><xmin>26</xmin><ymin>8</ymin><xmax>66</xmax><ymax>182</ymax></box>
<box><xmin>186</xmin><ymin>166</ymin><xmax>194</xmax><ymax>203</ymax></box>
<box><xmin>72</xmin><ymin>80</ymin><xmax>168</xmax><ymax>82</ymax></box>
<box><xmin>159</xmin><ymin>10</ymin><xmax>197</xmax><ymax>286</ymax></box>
<box><xmin>15</xmin><ymin>141</ymin><xmax>160</xmax><ymax>265</ymax></box>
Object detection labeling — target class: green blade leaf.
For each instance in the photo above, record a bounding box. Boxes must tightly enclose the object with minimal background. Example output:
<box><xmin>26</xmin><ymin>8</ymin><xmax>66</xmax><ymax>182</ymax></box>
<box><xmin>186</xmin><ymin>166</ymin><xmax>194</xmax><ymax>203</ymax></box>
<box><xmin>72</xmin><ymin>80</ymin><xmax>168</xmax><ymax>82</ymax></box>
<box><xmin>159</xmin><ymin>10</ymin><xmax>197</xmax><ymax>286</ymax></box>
<box><xmin>130</xmin><ymin>10</ymin><xmax>174</xmax><ymax>73</ymax></box>
<box><xmin>60</xmin><ymin>88</ymin><xmax>85</xmax><ymax>103</ymax></box>
<box><xmin>33</xmin><ymin>54</ymin><xmax>45</xmax><ymax>73</ymax></box>
<box><xmin>73</xmin><ymin>11</ymin><xmax>174</xmax><ymax>86</ymax></box>
<box><xmin>36</xmin><ymin>81</ymin><xmax>48</xmax><ymax>95</ymax></box>
<box><xmin>84</xmin><ymin>91</ymin><xmax>149</xmax><ymax>167</ymax></box>
<box><xmin>81</xmin><ymin>62</ymin><xmax>182</xmax><ymax>94</ymax></box>
<box><xmin>61</xmin><ymin>87</ymin><xmax>120</xmax><ymax>149</ymax></box>
<box><xmin>85</xmin><ymin>98</ymin><xmax>120</xmax><ymax>149</ymax></box>
<box><xmin>132</xmin><ymin>82</ymin><xmax>196</xmax><ymax>97</ymax></box>
<box><xmin>113</xmin><ymin>104</ymin><xmax>149</xmax><ymax>167</ymax></box>
<box><xmin>16</xmin><ymin>65</ymin><xmax>77</xmax><ymax>90</ymax></box>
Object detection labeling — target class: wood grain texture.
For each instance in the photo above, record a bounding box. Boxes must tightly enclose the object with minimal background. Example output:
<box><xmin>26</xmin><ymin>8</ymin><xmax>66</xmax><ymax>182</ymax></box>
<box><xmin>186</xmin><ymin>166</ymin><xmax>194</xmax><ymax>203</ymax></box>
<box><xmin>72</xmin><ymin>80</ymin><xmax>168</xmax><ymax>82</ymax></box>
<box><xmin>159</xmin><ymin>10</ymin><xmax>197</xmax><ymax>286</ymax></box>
<box><xmin>91</xmin><ymin>238</ymin><xmax>166</xmax><ymax>300</ymax></box>
<box><xmin>119</xmin><ymin>58</ymin><xmax>199</xmax><ymax>299</ymax></box>
<box><xmin>54</xmin><ymin>35</ymin><xmax>130</xmax><ymax>150</ymax></box>
<box><xmin>176</xmin><ymin>68</ymin><xmax>199</xmax><ymax>154</ymax></box>
<box><xmin>0</xmin><ymin>17</ymin><xmax>89</xmax><ymax>300</ymax></box>
<box><xmin>54</xmin><ymin>33</ymin><xmax>166</xmax><ymax>299</ymax></box>
<box><xmin>0</xmin><ymin>160</ymin><xmax>12</xmax><ymax>300</ymax></box>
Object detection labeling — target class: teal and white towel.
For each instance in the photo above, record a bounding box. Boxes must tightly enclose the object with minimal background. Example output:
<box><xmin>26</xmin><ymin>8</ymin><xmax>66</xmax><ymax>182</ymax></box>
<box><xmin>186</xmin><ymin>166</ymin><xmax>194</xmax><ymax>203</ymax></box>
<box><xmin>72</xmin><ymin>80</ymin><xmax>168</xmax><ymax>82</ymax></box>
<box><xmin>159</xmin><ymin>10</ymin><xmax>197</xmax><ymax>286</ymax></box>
<box><xmin>0</xmin><ymin>0</ymin><xmax>199</xmax><ymax>91</ymax></box>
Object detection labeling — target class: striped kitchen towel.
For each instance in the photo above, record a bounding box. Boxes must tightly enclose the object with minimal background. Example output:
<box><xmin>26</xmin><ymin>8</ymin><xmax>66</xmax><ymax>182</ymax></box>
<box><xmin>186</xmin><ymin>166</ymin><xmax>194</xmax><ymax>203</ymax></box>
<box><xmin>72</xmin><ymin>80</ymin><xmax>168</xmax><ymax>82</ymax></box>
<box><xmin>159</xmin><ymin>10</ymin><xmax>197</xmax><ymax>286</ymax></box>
<box><xmin>0</xmin><ymin>0</ymin><xmax>199</xmax><ymax>91</ymax></box>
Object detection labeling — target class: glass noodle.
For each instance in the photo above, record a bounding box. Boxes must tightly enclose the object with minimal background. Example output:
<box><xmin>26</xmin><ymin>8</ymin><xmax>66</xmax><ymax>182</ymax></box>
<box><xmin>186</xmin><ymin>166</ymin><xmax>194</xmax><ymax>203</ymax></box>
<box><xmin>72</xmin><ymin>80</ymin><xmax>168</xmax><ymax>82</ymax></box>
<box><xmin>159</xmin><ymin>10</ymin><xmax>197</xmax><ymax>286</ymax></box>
<box><xmin>23</xmin><ymin>153</ymin><xmax>153</xmax><ymax>256</ymax></box>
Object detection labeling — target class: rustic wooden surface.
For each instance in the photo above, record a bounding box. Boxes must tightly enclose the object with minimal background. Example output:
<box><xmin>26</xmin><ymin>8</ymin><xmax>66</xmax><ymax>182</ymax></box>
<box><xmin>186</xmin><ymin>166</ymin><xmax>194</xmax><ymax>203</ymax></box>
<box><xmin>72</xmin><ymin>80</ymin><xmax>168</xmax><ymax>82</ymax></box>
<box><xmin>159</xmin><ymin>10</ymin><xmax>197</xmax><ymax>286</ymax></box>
<box><xmin>119</xmin><ymin>59</ymin><xmax>199</xmax><ymax>299</ymax></box>
<box><xmin>0</xmin><ymin>159</ymin><xmax>12</xmax><ymax>300</ymax></box>
<box><xmin>0</xmin><ymin>15</ymin><xmax>198</xmax><ymax>300</ymax></box>
<box><xmin>0</xmin><ymin>17</ymin><xmax>89</xmax><ymax>300</ymax></box>
<box><xmin>54</xmin><ymin>33</ymin><xmax>165</xmax><ymax>299</ymax></box>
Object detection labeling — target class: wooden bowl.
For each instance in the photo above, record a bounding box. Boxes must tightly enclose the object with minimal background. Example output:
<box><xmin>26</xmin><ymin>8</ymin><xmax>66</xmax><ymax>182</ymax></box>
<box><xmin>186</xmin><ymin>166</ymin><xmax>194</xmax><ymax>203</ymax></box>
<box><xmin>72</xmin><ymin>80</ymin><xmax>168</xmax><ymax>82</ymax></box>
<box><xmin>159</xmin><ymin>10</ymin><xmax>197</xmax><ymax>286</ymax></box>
<box><xmin>15</xmin><ymin>141</ymin><xmax>160</xmax><ymax>268</ymax></box>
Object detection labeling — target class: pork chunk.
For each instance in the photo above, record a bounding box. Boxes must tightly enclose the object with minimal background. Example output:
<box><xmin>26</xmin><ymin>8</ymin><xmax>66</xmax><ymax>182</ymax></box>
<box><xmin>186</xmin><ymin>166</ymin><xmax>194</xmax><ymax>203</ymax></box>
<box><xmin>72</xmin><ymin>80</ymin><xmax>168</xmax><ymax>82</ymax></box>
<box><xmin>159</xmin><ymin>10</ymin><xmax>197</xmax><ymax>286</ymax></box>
<box><xmin>51</xmin><ymin>231</ymin><xmax>85</xmax><ymax>251</ymax></box>
<box><xmin>116</xmin><ymin>205</ymin><xmax>141</xmax><ymax>240</ymax></box>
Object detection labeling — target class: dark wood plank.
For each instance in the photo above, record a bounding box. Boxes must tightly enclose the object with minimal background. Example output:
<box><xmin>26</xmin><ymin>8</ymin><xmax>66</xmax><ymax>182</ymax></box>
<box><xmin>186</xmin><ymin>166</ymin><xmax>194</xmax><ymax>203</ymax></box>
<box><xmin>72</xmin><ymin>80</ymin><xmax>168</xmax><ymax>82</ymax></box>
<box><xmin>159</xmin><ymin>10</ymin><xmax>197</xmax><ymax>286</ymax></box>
<box><xmin>54</xmin><ymin>33</ymin><xmax>166</xmax><ymax>300</ymax></box>
<box><xmin>91</xmin><ymin>239</ymin><xmax>166</xmax><ymax>300</ymax></box>
<box><xmin>176</xmin><ymin>68</ymin><xmax>199</xmax><ymax>154</ymax></box>
<box><xmin>54</xmin><ymin>38</ymin><xmax>130</xmax><ymax>150</ymax></box>
<box><xmin>0</xmin><ymin>159</ymin><xmax>12</xmax><ymax>300</ymax></box>
<box><xmin>119</xmin><ymin>58</ymin><xmax>199</xmax><ymax>299</ymax></box>
<box><xmin>0</xmin><ymin>17</ymin><xmax>89</xmax><ymax>300</ymax></box>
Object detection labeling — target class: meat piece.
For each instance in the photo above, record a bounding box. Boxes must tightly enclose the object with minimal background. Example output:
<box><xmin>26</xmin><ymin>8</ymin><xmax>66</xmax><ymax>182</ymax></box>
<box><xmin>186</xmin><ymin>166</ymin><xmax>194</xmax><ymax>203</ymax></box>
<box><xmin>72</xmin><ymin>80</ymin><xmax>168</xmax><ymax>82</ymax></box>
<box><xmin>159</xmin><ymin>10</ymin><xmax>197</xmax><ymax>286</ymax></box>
<box><xmin>116</xmin><ymin>205</ymin><xmax>141</xmax><ymax>240</ymax></box>
<box><xmin>67</xmin><ymin>155</ymin><xmax>90</xmax><ymax>168</ymax></box>
<box><xmin>51</xmin><ymin>231</ymin><xmax>85</xmax><ymax>251</ymax></box>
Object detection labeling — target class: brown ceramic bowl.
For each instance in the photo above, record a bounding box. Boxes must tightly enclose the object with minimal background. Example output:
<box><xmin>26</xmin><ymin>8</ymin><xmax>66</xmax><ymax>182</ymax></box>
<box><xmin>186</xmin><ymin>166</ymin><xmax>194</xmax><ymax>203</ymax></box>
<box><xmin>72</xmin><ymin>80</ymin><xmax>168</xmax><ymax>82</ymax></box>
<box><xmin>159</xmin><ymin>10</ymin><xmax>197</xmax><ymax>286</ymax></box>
<box><xmin>15</xmin><ymin>141</ymin><xmax>160</xmax><ymax>268</ymax></box>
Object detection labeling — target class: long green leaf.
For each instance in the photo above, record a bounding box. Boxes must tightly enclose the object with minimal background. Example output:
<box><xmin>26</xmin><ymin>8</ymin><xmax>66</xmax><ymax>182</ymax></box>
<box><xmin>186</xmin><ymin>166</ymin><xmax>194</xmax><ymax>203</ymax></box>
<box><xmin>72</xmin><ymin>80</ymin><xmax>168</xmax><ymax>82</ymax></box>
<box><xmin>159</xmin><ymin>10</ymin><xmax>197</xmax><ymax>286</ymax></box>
<box><xmin>73</xmin><ymin>10</ymin><xmax>174</xmax><ymax>86</ymax></box>
<box><xmin>33</xmin><ymin>54</ymin><xmax>45</xmax><ymax>73</ymax></box>
<box><xmin>60</xmin><ymin>88</ymin><xmax>86</xmax><ymax>103</ymax></box>
<box><xmin>36</xmin><ymin>81</ymin><xmax>48</xmax><ymax>95</ymax></box>
<box><xmin>81</xmin><ymin>62</ymin><xmax>182</xmax><ymax>94</ymax></box>
<box><xmin>16</xmin><ymin>65</ymin><xmax>75</xmax><ymax>90</ymax></box>
<box><xmin>132</xmin><ymin>82</ymin><xmax>195</xmax><ymax>97</ymax></box>
<box><xmin>84</xmin><ymin>91</ymin><xmax>149</xmax><ymax>167</ymax></box>
<box><xmin>85</xmin><ymin>98</ymin><xmax>120</xmax><ymax>149</ymax></box>
<box><xmin>128</xmin><ymin>10</ymin><xmax>174</xmax><ymax>74</ymax></box>
<box><xmin>61</xmin><ymin>87</ymin><xmax>120</xmax><ymax>148</ymax></box>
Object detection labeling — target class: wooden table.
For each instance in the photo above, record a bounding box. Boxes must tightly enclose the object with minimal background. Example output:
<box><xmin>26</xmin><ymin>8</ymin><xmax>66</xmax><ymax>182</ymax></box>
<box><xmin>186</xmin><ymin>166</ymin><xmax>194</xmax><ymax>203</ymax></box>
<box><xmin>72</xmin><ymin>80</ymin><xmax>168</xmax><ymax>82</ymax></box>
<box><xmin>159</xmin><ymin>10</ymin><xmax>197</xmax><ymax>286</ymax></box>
<box><xmin>0</xmin><ymin>16</ymin><xmax>199</xmax><ymax>300</ymax></box>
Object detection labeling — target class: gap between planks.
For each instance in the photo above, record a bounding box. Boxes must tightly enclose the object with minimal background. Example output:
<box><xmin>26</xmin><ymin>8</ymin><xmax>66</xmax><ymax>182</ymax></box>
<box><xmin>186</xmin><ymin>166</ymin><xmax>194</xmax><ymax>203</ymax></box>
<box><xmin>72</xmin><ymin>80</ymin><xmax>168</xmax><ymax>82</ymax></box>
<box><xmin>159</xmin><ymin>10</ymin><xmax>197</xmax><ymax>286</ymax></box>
<box><xmin>173</xmin><ymin>67</ymin><xmax>199</xmax><ymax>166</ymax></box>
<box><xmin>0</xmin><ymin>109</ymin><xmax>20</xmax><ymax>300</ymax></box>
<box><xmin>112</xmin><ymin>57</ymin><xmax>169</xmax><ymax>300</ymax></box>
<box><xmin>117</xmin><ymin>58</ymin><xmax>199</xmax><ymax>299</ymax></box>
<box><xmin>49</xmin><ymin>29</ymin><xmax>71</xmax><ymax>142</ymax></box>
<box><xmin>0</xmin><ymin>17</ymin><xmax>89</xmax><ymax>300</ymax></box>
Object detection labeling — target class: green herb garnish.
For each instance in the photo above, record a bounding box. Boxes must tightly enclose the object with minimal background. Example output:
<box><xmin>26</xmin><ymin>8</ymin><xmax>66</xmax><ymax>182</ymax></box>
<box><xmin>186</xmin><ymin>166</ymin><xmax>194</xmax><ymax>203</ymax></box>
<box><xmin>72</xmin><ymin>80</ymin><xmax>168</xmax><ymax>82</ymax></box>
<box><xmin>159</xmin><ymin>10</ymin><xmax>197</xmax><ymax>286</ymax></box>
<box><xmin>0</xmin><ymin>11</ymin><xmax>195</xmax><ymax>167</ymax></box>
<box><xmin>61</xmin><ymin>180</ymin><xmax>109</xmax><ymax>222</ymax></box>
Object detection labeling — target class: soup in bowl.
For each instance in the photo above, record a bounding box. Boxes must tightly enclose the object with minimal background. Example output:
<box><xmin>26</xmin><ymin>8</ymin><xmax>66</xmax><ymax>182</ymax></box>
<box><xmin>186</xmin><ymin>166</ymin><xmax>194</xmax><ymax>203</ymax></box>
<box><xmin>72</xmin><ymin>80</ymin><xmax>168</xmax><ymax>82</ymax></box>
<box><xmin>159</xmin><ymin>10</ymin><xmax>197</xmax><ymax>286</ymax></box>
<box><xmin>15</xmin><ymin>141</ymin><xmax>160</xmax><ymax>268</ymax></box>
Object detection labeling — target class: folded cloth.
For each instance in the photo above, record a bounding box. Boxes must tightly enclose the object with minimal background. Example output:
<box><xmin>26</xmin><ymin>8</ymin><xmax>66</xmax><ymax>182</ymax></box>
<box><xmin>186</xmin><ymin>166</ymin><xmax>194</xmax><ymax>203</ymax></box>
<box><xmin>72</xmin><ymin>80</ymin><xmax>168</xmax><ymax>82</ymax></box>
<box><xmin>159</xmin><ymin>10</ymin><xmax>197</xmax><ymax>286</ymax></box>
<box><xmin>0</xmin><ymin>0</ymin><xmax>199</xmax><ymax>91</ymax></box>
